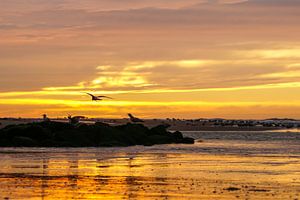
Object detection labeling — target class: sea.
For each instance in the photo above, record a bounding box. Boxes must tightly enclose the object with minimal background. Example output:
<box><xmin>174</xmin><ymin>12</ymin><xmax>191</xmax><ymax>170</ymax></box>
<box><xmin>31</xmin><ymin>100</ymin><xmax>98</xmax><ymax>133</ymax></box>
<box><xmin>0</xmin><ymin>129</ymin><xmax>299</xmax><ymax>199</ymax></box>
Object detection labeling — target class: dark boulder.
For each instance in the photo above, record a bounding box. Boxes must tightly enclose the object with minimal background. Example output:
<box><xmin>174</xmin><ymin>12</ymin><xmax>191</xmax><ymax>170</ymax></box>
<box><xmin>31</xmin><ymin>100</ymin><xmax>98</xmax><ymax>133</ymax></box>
<box><xmin>54</xmin><ymin>129</ymin><xmax>94</xmax><ymax>147</ymax></box>
<box><xmin>95</xmin><ymin>122</ymin><xmax>110</xmax><ymax>127</ymax></box>
<box><xmin>116</xmin><ymin>123</ymin><xmax>149</xmax><ymax>145</ymax></box>
<box><xmin>38</xmin><ymin>121</ymin><xmax>73</xmax><ymax>132</ymax></box>
<box><xmin>148</xmin><ymin>134</ymin><xmax>175</xmax><ymax>145</ymax></box>
<box><xmin>0</xmin><ymin>138</ymin><xmax>11</xmax><ymax>147</ymax></box>
<box><xmin>12</xmin><ymin>136</ymin><xmax>37</xmax><ymax>147</ymax></box>
<box><xmin>181</xmin><ymin>137</ymin><xmax>195</xmax><ymax>144</ymax></box>
<box><xmin>149</xmin><ymin>124</ymin><xmax>170</xmax><ymax>136</ymax></box>
<box><xmin>90</xmin><ymin>124</ymin><xmax>133</xmax><ymax>146</ymax></box>
<box><xmin>172</xmin><ymin>131</ymin><xmax>184</xmax><ymax>140</ymax></box>
<box><xmin>0</xmin><ymin>123</ymin><xmax>52</xmax><ymax>141</ymax></box>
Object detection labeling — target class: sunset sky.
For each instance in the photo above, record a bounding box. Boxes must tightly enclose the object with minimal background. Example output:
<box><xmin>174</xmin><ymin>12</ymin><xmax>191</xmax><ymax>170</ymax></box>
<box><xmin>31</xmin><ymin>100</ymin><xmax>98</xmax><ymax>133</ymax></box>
<box><xmin>1</xmin><ymin>0</ymin><xmax>300</xmax><ymax>119</ymax></box>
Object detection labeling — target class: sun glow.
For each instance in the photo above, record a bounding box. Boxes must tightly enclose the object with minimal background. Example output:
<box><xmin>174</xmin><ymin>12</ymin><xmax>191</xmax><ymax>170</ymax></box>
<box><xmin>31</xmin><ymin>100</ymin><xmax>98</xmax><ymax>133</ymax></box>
<box><xmin>245</xmin><ymin>49</ymin><xmax>300</xmax><ymax>59</ymax></box>
<box><xmin>1</xmin><ymin>0</ymin><xmax>300</xmax><ymax>118</ymax></box>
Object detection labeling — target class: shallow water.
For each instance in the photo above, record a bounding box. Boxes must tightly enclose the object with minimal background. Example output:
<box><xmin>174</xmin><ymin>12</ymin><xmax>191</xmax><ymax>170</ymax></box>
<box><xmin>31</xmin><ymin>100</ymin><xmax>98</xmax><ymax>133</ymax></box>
<box><xmin>0</xmin><ymin>131</ymin><xmax>300</xmax><ymax>199</ymax></box>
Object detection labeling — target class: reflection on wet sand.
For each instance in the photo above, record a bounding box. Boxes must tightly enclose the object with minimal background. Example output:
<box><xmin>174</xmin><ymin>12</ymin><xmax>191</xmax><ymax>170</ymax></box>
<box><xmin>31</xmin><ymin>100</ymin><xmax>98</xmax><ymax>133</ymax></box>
<box><xmin>0</xmin><ymin>148</ymin><xmax>299</xmax><ymax>200</ymax></box>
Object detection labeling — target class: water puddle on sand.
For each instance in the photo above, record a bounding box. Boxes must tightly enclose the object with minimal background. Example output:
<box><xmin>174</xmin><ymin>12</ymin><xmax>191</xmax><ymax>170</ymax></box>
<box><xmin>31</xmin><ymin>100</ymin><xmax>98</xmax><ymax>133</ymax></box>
<box><xmin>0</xmin><ymin>143</ymin><xmax>300</xmax><ymax>199</ymax></box>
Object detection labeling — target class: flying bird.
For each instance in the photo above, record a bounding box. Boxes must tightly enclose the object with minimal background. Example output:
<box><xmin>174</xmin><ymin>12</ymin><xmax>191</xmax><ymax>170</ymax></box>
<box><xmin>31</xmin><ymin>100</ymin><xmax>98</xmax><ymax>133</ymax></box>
<box><xmin>128</xmin><ymin>113</ymin><xmax>144</xmax><ymax>123</ymax></box>
<box><xmin>84</xmin><ymin>92</ymin><xmax>113</xmax><ymax>101</ymax></box>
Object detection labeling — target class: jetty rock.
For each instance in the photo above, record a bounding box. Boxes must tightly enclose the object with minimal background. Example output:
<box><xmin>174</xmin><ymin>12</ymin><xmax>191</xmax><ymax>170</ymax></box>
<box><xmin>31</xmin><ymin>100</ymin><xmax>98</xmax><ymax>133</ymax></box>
<box><xmin>0</xmin><ymin>121</ymin><xmax>195</xmax><ymax>147</ymax></box>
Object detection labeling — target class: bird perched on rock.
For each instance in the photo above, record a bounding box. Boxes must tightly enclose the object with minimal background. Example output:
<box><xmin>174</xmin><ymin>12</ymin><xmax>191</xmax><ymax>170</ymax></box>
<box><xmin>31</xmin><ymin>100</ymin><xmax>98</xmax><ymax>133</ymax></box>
<box><xmin>84</xmin><ymin>92</ymin><xmax>113</xmax><ymax>101</ymax></box>
<box><xmin>128</xmin><ymin>113</ymin><xmax>144</xmax><ymax>123</ymax></box>
<box><xmin>42</xmin><ymin>114</ymin><xmax>50</xmax><ymax>122</ymax></box>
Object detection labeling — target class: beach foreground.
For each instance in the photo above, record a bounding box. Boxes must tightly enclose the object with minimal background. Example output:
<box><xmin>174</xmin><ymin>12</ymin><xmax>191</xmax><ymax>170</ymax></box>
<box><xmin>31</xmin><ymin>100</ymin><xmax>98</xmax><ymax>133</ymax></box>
<box><xmin>0</xmin><ymin>130</ymin><xmax>299</xmax><ymax>199</ymax></box>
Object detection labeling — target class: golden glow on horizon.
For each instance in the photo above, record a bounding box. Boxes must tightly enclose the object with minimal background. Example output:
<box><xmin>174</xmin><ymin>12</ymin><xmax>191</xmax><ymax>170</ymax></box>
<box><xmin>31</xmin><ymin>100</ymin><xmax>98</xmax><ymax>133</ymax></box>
<box><xmin>91</xmin><ymin>72</ymin><xmax>153</xmax><ymax>88</ymax></box>
<box><xmin>242</xmin><ymin>49</ymin><xmax>300</xmax><ymax>59</ymax></box>
<box><xmin>1</xmin><ymin>81</ymin><xmax>300</xmax><ymax>98</ymax></box>
<box><xmin>2</xmin><ymin>98</ymin><xmax>300</xmax><ymax>107</ymax></box>
<box><xmin>1</xmin><ymin>0</ymin><xmax>300</xmax><ymax>118</ymax></box>
<box><xmin>260</xmin><ymin>71</ymin><xmax>300</xmax><ymax>78</ymax></box>
<box><xmin>124</xmin><ymin>60</ymin><xmax>216</xmax><ymax>71</ymax></box>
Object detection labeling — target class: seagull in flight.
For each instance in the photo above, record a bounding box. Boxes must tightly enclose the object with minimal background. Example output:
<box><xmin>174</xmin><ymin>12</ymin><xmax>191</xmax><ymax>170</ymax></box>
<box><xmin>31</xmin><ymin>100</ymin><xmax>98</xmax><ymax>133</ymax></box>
<box><xmin>84</xmin><ymin>92</ymin><xmax>113</xmax><ymax>101</ymax></box>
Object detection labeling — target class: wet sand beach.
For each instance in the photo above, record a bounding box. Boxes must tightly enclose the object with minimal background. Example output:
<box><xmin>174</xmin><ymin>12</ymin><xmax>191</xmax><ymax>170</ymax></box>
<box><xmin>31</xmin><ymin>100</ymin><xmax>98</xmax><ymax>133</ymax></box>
<box><xmin>0</xmin><ymin>130</ymin><xmax>300</xmax><ymax>199</ymax></box>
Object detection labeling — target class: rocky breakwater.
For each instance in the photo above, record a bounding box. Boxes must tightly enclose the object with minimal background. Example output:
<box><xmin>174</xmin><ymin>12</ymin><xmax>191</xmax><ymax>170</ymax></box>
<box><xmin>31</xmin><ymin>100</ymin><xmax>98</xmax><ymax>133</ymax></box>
<box><xmin>0</xmin><ymin>121</ymin><xmax>194</xmax><ymax>147</ymax></box>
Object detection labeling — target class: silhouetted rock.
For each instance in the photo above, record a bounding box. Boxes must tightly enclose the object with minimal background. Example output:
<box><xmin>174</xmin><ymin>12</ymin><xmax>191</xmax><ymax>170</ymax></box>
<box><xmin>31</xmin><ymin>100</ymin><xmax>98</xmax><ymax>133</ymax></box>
<box><xmin>149</xmin><ymin>124</ymin><xmax>170</xmax><ymax>136</ymax></box>
<box><xmin>148</xmin><ymin>134</ymin><xmax>174</xmax><ymax>144</ymax></box>
<box><xmin>173</xmin><ymin>131</ymin><xmax>184</xmax><ymax>140</ymax></box>
<box><xmin>12</xmin><ymin>136</ymin><xmax>37</xmax><ymax>147</ymax></box>
<box><xmin>0</xmin><ymin>121</ymin><xmax>195</xmax><ymax>147</ymax></box>
<box><xmin>181</xmin><ymin>137</ymin><xmax>195</xmax><ymax>144</ymax></box>
<box><xmin>38</xmin><ymin>121</ymin><xmax>73</xmax><ymax>132</ymax></box>
<box><xmin>0</xmin><ymin>138</ymin><xmax>11</xmax><ymax>147</ymax></box>
<box><xmin>116</xmin><ymin>123</ymin><xmax>148</xmax><ymax>145</ymax></box>
<box><xmin>95</xmin><ymin>121</ymin><xmax>110</xmax><ymax>127</ymax></box>
<box><xmin>1</xmin><ymin>123</ymin><xmax>52</xmax><ymax>141</ymax></box>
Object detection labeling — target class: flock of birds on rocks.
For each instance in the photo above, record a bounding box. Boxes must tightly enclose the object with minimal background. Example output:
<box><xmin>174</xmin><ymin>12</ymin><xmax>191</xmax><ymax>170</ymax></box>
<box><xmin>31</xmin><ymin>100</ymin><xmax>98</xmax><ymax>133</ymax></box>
<box><xmin>44</xmin><ymin>92</ymin><xmax>144</xmax><ymax>124</ymax></box>
<box><xmin>84</xmin><ymin>92</ymin><xmax>144</xmax><ymax>123</ymax></box>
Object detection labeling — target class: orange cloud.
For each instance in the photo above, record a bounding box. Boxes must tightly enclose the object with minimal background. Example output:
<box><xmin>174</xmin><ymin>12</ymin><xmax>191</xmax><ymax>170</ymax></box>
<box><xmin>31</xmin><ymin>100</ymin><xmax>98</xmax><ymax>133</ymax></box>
<box><xmin>1</xmin><ymin>0</ymin><xmax>300</xmax><ymax>118</ymax></box>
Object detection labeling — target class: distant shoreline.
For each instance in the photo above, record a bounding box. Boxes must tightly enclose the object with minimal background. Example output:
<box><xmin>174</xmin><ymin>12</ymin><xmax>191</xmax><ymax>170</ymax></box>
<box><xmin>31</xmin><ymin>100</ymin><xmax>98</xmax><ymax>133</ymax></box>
<box><xmin>169</xmin><ymin>126</ymin><xmax>281</xmax><ymax>132</ymax></box>
<box><xmin>0</xmin><ymin>118</ymin><xmax>286</xmax><ymax>132</ymax></box>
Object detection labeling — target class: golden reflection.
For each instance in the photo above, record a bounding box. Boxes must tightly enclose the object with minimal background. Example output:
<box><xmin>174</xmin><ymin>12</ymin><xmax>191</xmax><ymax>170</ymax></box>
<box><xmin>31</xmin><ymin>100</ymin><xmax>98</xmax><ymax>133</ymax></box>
<box><xmin>0</xmin><ymin>149</ymin><xmax>299</xmax><ymax>199</ymax></box>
